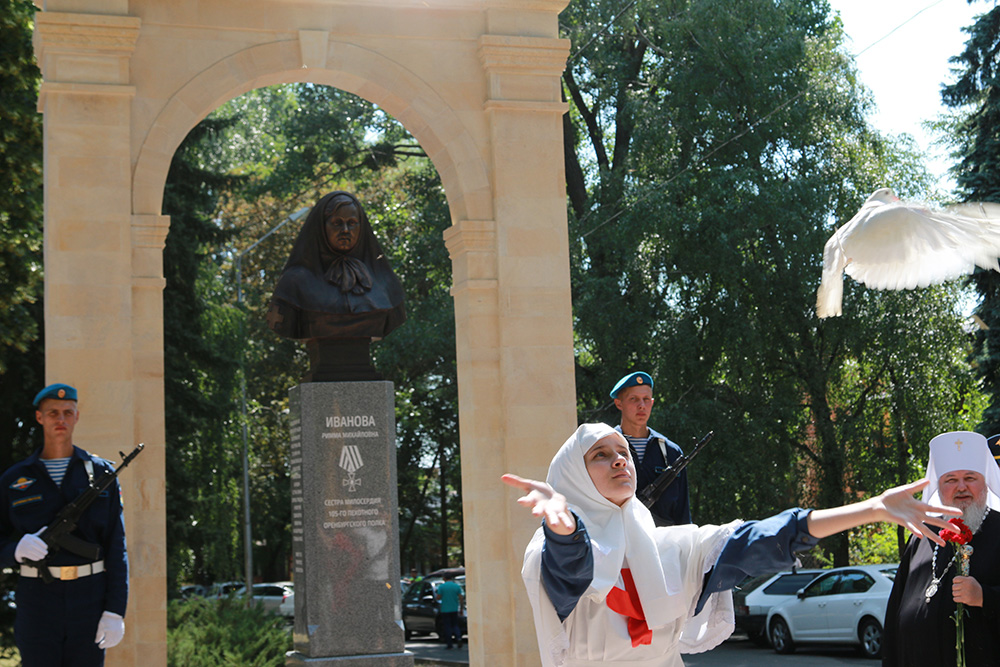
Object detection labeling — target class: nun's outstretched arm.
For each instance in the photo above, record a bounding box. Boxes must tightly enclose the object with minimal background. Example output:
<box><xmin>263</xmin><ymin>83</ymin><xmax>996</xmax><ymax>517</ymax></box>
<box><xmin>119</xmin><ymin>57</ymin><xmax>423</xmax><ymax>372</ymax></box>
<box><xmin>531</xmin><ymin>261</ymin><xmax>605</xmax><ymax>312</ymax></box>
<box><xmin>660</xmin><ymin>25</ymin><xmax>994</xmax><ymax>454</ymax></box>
<box><xmin>807</xmin><ymin>479</ymin><xmax>961</xmax><ymax>546</ymax></box>
<box><xmin>502</xmin><ymin>473</ymin><xmax>577</xmax><ymax>535</ymax></box>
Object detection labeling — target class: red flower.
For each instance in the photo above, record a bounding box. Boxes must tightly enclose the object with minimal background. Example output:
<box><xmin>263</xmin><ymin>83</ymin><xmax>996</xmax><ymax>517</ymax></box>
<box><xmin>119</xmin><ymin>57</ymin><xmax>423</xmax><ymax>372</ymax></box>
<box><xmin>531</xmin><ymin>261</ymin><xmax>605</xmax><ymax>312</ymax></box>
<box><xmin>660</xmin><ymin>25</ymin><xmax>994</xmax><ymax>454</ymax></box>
<box><xmin>941</xmin><ymin>518</ymin><xmax>973</xmax><ymax>545</ymax></box>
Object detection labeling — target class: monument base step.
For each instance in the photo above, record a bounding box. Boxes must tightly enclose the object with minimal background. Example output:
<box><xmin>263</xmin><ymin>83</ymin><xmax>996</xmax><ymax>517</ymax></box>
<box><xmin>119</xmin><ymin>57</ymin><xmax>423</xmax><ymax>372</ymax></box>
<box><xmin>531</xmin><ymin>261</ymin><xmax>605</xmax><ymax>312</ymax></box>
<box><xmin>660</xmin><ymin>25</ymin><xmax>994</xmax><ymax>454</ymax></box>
<box><xmin>286</xmin><ymin>650</ymin><xmax>415</xmax><ymax>666</ymax></box>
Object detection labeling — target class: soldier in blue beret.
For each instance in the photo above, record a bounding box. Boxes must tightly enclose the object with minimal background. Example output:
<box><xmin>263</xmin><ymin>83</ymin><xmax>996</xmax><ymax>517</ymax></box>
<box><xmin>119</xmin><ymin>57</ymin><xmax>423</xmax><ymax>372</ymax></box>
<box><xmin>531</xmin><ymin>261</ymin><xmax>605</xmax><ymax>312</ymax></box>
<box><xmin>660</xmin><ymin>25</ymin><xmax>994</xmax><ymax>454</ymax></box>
<box><xmin>0</xmin><ymin>383</ymin><xmax>129</xmax><ymax>665</ymax></box>
<box><xmin>610</xmin><ymin>372</ymin><xmax>692</xmax><ymax>526</ymax></box>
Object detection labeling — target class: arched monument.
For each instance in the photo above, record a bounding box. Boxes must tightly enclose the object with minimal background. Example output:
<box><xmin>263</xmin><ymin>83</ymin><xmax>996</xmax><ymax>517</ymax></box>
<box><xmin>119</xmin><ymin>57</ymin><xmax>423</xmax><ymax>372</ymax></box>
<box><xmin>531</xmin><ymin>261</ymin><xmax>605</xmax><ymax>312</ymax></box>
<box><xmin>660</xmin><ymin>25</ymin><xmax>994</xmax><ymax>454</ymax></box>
<box><xmin>33</xmin><ymin>1</ymin><xmax>576</xmax><ymax>665</ymax></box>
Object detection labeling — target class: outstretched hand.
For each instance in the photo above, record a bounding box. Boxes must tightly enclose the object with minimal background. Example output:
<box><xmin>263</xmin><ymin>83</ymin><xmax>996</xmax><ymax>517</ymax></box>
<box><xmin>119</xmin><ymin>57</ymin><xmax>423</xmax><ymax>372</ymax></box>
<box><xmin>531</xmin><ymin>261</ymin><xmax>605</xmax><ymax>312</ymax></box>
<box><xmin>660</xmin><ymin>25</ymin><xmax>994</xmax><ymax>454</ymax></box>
<box><xmin>501</xmin><ymin>473</ymin><xmax>577</xmax><ymax>536</ymax></box>
<box><xmin>875</xmin><ymin>479</ymin><xmax>962</xmax><ymax>546</ymax></box>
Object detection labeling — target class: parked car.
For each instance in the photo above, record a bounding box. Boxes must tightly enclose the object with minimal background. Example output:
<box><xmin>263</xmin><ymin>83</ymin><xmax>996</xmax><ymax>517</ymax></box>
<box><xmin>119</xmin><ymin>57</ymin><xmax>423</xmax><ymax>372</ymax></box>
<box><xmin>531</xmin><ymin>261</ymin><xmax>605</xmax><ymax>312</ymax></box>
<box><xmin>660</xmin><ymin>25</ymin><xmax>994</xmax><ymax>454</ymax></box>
<box><xmin>178</xmin><ymin>584</ymin><xmax>208</xmax><ymax>599</ymax></box>
<box><xmin>278</xmin><ymin>590</ymin><xmax>295</xmax><ymax>618</ymax></box>
<box><xmin>766</xmin><ymin>564</ymin><xmax>897</xmax><ymax>659</ymax></box>
<box><xmin>210</xmin><ymin>581</ymin><xmax>244</xmax><ymax>599</ymax></box>
<box><xmin>236</xmin><ymin>581</ymin><xmax>294</xmax><ymax>614</ymax></box>
<box><xmin>402</xmin><ymin>571</ymin><xmax>467</xmax><ymax>640</ymax></box>
<box><xmin>734</xmin><ymin>568</ymin><xmax>824</xmax><ymax>645</ymax></box>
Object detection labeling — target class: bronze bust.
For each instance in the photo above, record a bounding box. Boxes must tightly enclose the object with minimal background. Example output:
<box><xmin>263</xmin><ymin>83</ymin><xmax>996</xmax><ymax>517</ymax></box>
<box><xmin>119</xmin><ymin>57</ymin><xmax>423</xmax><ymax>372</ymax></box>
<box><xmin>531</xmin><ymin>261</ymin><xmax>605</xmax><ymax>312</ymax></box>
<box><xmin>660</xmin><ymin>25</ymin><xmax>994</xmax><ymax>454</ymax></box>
<box><xmin>267</xmin><ymin>191</ymin><xmax>406</xmax><ymax>381</ymax></box>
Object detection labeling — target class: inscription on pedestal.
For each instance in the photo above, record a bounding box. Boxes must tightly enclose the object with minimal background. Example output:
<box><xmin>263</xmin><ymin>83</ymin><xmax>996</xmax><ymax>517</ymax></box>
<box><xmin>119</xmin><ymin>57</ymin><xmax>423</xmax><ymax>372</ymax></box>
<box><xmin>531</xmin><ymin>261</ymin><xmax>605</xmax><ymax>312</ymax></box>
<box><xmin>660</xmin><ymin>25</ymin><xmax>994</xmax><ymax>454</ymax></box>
<box><xmin>287</xmin><ymin>382</ymin><xmax>412</xmax><ymax>667</ymax></box>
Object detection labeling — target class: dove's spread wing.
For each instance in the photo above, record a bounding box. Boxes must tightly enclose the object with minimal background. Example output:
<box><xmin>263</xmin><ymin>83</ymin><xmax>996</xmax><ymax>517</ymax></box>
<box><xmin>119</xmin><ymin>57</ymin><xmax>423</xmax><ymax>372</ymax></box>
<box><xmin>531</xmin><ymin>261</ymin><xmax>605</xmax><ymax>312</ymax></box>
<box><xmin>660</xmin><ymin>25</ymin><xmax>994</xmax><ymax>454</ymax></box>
<box><xmin>840</xmin><ymin>202</ymin><xmax>1000</xmax><ymax>290</ymax></box>
<box><xmin>816</xmin><ymin>226</ymin><xmax>850</xmax><ymax>318</ymax></box>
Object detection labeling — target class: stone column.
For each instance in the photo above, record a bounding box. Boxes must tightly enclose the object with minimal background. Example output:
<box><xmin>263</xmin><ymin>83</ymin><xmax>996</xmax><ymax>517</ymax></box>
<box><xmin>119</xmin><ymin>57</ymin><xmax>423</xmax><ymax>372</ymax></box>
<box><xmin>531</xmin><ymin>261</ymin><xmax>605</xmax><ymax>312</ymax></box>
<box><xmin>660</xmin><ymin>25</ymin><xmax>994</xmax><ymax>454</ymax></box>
<box><xmin>129</xmin><ymin>214</ymin><xmax>171</xmax><ymax>666</ymax></box>
<box><xmin>445</xmin><ymin>32</ymin><xmax>575</xmax><ymax>667</ymax></box>
<box><xmin>34</xmin><ymin>11</ymin><xmax>163</xmax><ymax>667</ymax></box>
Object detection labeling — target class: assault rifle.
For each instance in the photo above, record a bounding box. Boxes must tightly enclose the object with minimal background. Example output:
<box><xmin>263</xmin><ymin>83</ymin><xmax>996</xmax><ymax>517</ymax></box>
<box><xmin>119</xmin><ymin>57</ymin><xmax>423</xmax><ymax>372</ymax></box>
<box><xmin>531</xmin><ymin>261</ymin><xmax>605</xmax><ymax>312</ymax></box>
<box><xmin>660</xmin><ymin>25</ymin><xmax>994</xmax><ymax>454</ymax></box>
<box><xmin>24</xmin><ymin>442</ymin><xmax>144</xmax><ymax>583</ymax></box>
<box><xmin>638</xmin><ymin>431</ymin><xmax>713</xmax><ymax>509</ymax></box>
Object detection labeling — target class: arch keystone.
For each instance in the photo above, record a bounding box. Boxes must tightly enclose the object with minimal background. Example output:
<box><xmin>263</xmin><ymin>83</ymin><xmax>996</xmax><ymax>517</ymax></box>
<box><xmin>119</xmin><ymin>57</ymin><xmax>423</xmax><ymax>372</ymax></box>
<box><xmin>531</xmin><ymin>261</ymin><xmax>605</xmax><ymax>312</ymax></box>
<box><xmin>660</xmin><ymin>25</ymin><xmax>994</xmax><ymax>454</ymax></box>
<box><xmin>299</xmin><ymin>29</ymin><xmax>330</xmax><ymax>68</ymax></box>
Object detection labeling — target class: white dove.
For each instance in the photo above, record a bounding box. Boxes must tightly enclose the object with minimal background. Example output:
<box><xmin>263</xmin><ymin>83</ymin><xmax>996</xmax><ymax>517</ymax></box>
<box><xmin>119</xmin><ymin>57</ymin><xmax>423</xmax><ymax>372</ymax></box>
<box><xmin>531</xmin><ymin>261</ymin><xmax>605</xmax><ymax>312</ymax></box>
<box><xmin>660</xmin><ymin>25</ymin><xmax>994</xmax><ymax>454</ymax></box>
<box><xmin>816</xmin><ymin>187</ymin><xmax>1000</xmax><ymax>318</ymax></box>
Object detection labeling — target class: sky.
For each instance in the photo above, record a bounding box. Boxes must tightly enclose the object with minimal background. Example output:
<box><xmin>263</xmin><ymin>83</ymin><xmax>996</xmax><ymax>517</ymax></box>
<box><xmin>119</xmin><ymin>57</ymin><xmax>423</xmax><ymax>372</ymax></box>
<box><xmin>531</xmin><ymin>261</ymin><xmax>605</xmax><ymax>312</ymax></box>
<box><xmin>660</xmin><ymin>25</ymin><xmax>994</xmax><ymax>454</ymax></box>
<box><xmin>828</xmin><ymin>0</ymin><xmax>991</xmax><ymax>192</ymax></box>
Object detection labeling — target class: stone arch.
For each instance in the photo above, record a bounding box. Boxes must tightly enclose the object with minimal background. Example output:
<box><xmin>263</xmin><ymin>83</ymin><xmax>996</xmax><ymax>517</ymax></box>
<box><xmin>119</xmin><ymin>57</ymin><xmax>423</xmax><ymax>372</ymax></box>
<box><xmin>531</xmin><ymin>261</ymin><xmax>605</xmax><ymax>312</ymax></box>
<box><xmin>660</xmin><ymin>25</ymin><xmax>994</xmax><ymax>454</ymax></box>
<box><xmin>132</xmin><ymin>38</ymin><xmax>492</xmax><ymax>225</ymax></box>
<box><xmin>33</xmin><ymin>3</ymin><xmax>576</xmax><ymax>666</ymax></box>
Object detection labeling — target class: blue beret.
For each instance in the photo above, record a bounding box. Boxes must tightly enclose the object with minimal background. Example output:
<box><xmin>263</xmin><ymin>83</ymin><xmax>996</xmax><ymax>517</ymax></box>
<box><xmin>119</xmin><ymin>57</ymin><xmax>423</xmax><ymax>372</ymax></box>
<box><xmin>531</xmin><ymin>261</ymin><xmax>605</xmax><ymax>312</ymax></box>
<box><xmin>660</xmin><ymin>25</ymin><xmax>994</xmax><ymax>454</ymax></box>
<box><xmin>33</xmin><ymin>383</ymin><xmax>78</xmax><ymax>407</ymax></box>
<box><xmin>610</xmin><ymin>372</ymin><xmax>653</xmax><ymax>398</ymax></box>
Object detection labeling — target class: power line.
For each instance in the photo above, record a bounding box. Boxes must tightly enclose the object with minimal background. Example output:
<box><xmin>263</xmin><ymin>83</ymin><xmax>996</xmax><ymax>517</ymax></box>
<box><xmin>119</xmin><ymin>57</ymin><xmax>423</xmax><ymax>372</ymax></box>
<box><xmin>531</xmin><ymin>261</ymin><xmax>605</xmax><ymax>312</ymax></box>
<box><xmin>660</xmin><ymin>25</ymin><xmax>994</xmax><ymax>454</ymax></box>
<box><xmin>852</xmin><ymin>0</ymin><xmax>947</xmax><ymax>58</ymax></box>
<box><xmin>568</xmin><ymin>0</ymin><xmax>639</xmax><ymax>63</ymax></box>
<box><xmin>573</xmin><ymin>0</ymin><xmax>960</xmax><ymax>239</ymax></box>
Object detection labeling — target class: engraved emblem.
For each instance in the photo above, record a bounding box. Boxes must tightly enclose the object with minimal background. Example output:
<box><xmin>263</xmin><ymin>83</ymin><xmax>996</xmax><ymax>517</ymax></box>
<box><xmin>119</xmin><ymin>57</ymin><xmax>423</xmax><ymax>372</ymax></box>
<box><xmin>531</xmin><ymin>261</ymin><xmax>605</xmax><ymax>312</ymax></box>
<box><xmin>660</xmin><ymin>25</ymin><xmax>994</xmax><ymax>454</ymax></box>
<box><xmin>636</xmin><ymin>377</ymin><xmax>643</xmax><ymax>384</ymax></box>
<box><xmin>340</xmin><ymin>445</ymin><xmax>364</xmax><ymax>492</ymax></box>
<box><xmin>57</xmin><ymin>389</ymin><xmax>65</xmax><ymax>398</ymax></box>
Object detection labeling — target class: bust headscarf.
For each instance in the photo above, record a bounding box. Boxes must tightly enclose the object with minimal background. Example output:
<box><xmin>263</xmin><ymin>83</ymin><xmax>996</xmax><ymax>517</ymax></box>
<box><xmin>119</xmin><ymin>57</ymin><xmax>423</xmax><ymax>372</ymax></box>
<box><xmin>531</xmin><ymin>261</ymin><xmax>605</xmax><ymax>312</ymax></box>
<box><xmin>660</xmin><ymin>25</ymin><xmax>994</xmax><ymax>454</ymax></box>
<box><xmin>267</xmin><ymin>191</ymin><xmax>406</xmax><ymax>340</ymax></box>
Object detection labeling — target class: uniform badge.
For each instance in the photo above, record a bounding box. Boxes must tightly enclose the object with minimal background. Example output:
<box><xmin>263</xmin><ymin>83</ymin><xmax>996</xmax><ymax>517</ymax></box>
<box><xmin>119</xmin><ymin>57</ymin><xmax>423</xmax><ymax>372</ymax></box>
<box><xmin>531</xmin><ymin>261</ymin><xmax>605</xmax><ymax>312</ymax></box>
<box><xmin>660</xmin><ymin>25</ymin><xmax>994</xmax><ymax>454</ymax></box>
<box><xmin>9</xmin><ymin>477</ymin><xmax>35</xmax><ymax>491</ymax></box>
<box><xmin>12</xmin><ymin>495</ymin><xmax>42</xmax><ymax>508</ymax></box>
<box><xmin>636</xmin><ymin>377</ymin><xmax>644</xmax><ymax>384</ymax></box>
<box><xmin>57</xmin><ymin>389</ymin><xmax>66</xmax><ymax>398</ymax></box>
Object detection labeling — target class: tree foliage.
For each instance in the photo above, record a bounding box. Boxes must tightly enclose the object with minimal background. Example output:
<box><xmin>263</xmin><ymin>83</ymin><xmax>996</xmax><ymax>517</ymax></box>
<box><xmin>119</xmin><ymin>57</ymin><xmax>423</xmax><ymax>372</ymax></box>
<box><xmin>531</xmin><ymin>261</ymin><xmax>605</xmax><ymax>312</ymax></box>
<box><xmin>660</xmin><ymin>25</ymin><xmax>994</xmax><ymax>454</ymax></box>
<box><xmin>942</xmin><ymin>2</ymin><xmax>1000</xmax><ymax>436</ymax></box>
<box><xmin>162</xmin><ymin>118</ymin><xmax>245</xmax><ymax>589</ymax></box>
<box><xmin>562</xmin><ymin>0</ymin><xmax>983</xmax><ymax>564</ymax></box>
<box><xmin>0</xmin><ymin>0</ymin><xmax>44</xmax><ymax>469</ymax></box>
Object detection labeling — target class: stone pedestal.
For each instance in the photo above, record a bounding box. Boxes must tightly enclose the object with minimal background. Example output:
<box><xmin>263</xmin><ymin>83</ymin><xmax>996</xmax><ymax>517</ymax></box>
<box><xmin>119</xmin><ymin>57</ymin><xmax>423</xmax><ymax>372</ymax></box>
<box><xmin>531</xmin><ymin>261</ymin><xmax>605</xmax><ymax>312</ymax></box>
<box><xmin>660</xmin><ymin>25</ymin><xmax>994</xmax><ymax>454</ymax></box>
<box><xmin>287</xmin><ymin>382</ymin><xmax>413</xmax><ymax>667</ymax></box>
<box><xmin>304</xmin><ymin>339</ymin><xmax>383</xmax><ymax>382</ymax></box>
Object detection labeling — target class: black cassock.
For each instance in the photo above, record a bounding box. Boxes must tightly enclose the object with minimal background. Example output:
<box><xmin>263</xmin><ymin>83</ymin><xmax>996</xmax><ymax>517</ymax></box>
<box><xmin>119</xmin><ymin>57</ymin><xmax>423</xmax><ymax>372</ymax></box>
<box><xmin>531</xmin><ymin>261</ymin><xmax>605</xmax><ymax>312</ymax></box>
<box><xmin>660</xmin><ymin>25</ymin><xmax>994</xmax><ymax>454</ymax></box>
<box><xmin>883</xmin><ymin>510</ymin><xmax>1000</xmax><ymax>666</ymax></box>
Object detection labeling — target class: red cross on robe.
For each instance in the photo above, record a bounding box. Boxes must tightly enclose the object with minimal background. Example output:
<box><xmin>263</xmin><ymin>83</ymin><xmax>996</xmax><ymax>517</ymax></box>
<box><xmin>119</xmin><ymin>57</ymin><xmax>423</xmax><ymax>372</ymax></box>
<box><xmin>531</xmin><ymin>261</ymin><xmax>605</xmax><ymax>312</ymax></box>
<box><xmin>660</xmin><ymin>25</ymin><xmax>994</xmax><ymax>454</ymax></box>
<box><xmin>605</xmin><ymin>568</ymin><xmax>653</xmax><ymax>647</ymax></box>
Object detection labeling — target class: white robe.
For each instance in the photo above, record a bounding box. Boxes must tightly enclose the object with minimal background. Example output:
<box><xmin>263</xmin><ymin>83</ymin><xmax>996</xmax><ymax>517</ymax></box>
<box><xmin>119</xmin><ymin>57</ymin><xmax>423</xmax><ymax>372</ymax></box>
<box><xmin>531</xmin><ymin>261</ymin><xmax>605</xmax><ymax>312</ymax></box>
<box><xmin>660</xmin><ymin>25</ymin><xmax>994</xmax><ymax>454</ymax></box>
<box><xmin>523</xmin><ymin>521</ymin><xmax>740</xmax><ymax>667</ymax></box>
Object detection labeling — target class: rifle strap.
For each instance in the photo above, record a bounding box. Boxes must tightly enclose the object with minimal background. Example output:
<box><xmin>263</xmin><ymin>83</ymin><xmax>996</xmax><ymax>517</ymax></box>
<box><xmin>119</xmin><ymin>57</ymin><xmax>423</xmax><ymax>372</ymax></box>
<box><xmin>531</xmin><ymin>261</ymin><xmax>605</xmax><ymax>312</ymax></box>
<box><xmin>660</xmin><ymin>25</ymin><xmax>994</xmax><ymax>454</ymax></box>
<box><xmin>653</xmin><ymin>438</ymin><xmax>668</xmax><ymax>463</ymax></box>
<box><xmin>83</xmin><ymin>458</ymin><xmax>94</xmax><ymax>484</ymax></box>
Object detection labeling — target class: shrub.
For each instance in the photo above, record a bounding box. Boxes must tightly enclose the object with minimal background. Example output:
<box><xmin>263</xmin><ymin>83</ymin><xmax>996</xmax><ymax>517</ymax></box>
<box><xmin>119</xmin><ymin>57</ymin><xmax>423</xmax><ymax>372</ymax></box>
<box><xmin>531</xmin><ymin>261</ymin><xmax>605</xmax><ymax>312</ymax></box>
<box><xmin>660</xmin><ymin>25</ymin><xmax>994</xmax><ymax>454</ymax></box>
<box><xmin>167</xmin><ymin>597</ymin><xmax>291</xmax><ymax>666</ymax></box>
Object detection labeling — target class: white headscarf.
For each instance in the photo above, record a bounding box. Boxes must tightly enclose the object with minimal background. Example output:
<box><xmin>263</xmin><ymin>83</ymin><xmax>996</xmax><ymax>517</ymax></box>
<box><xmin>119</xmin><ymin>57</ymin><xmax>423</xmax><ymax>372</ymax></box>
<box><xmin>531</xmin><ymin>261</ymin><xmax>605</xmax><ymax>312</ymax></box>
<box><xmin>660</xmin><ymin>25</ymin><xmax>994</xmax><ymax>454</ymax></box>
<box><xmin>545</xmin><ymin>423</ymin><xmax>682</xmax><ymax>625</ymax></box>
<box><xmin>922</xmin><ymin>431</ymin><xmax>1000</xmax><ymax>511</ymax></box>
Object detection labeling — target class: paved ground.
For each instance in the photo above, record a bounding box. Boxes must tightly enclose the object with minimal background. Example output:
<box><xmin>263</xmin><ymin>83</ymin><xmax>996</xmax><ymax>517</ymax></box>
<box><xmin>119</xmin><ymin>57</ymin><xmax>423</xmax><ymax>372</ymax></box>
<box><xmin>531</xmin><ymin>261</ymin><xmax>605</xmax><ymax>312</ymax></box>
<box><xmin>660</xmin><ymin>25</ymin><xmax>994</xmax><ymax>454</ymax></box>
<box><xmin>407</xmin><ymin>636</ymin><xmax>468</xmax><ymax>666</ymax></box>
<box><xmin>407</xmin><ymin>635</ymin><xmax>874</xmax><ymax>666</ymax></box>
<box><xmin>683</xmin><ymin>638</ymin><xmax>873</xmax><ymax>666</ymax></box>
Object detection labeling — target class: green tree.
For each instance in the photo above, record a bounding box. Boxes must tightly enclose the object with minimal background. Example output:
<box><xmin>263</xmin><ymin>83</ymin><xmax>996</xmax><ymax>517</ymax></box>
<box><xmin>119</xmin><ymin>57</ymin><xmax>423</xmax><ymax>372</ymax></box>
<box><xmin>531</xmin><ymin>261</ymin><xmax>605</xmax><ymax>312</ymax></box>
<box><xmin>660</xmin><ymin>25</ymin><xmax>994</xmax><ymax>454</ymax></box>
<box><xmin>561</xmin><ymin>0</ymin><xmax>982</xmax><ymax>564</ymax></box>
<box><xmin>363</xmin><ymin>165</ymin><xmax>462</xmax><ymax>570</ymax></box>
<box><xmin>941</xmin><ymin>3</ymin><xmax>1000</xmax><ymax>436</ymax></box>
<box><xmin>162</xmin><ymin>118</ymin><xmax>244</xmax><ymax>589</ymax></box>
<box><xmin>0</xmin><ymin>0</ymin><xmax>44</xmax><ymax>470</ymax></box>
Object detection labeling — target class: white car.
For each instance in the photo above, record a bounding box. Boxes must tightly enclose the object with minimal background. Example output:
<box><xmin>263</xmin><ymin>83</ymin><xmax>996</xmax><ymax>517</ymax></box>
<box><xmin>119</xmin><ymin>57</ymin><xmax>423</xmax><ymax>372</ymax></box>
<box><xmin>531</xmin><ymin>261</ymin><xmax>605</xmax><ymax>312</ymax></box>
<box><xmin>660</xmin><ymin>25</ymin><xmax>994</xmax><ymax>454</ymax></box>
<box><xmin>235</xmin><ymin>581</ymin><xmax>294</xmax><ymax>614</ymax></box>
<box><xmin>210</xmin><ymin>581</ymin><xmax>243</xmax><ymax>599</ymax></box>
<box><xmin>734</xmin><ymin>569</ymin><xmax>824</xmax><ymax>645</ymax></box>
<box><xmin>766</xmin><ymin>564</ymin><xmax>897</xmax><ymax>659</ymax></box>
<box><xmin>278</xmin><ymin>590</ymin><xmax>294</xmax><ymax>618</ymax></box>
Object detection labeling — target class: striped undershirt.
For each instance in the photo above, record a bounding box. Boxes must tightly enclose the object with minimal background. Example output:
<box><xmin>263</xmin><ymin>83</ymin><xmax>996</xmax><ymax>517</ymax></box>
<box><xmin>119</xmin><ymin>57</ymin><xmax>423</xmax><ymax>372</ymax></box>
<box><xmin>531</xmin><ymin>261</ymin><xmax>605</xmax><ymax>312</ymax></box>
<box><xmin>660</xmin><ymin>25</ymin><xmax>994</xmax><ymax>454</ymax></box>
<box><xmin>622</xmin><ymin>434</ymin><xmax>649</xmax><ymax>462</ymax></box>
<box><xmin>41</xmin><ymin>457</ymin><xmax>71</xmax><ymax>487</ymax></box>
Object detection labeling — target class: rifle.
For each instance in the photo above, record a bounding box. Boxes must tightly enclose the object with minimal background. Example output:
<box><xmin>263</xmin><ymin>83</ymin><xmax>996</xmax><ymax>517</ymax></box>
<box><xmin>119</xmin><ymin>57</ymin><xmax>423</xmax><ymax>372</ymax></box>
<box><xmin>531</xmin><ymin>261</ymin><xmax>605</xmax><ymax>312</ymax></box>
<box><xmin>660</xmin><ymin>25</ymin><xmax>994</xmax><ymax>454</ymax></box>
<box><xmin>23</xmin><ymin>443</ymin><xmax>144</xmax><ymax>583</ymax></box>
<box><xmin>638</xmin><ymin>431</ymin><xmax>713</xmax><ymax>509</ymax></box>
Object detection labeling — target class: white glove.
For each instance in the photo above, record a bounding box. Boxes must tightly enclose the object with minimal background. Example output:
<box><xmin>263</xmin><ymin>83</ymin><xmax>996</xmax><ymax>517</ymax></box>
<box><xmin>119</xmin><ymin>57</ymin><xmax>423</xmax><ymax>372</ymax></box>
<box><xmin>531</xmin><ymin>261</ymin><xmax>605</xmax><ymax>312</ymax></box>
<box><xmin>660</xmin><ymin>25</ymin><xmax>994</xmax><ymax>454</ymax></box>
<box><xmin>14</xmin><ymin>529</ymin><xmax>48</xmax><ymax>563</ymax></box>
<box><xmin>95</xmin><ymin>611</ymin><xmax>125</xmax><ymax>649</ymax></box>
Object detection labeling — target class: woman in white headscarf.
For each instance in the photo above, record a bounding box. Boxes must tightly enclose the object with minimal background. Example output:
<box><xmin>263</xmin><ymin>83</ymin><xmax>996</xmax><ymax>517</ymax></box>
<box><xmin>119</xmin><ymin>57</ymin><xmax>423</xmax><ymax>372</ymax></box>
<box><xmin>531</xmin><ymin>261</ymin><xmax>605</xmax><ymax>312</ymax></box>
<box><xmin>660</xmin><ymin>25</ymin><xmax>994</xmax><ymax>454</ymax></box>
<box><xmin>502</xmin><ymin>423</ymin><xmax>961</xmax><ymax>667</ymax></box>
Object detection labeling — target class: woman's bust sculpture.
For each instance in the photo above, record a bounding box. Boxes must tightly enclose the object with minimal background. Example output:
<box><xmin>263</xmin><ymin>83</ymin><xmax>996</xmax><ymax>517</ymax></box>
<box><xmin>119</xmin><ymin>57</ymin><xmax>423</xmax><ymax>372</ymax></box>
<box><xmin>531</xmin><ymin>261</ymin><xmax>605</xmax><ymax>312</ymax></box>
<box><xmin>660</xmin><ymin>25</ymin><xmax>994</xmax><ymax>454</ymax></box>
<box><xmin>267</xmin><ymin>191</ymin><xmax>406</xmax><ymax>381</ymax></box>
